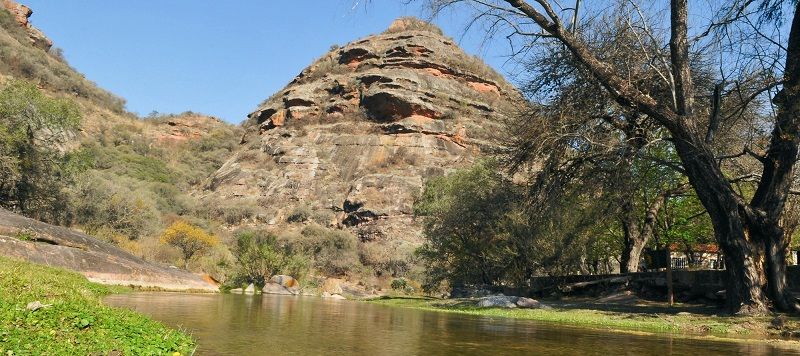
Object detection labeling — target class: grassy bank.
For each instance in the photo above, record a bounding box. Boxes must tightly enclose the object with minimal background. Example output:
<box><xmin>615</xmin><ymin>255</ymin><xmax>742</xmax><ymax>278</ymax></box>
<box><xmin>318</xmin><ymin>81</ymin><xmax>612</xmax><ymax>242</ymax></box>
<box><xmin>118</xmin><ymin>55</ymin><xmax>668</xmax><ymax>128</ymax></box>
<box><xmin>0</xmin><ymin>257</ymin><xmax>195</xmax><ymax>355</ymax></box>
<box><xmin>370</xmin><ymin>296</ymin><xmax>800</xmax><ymax>343</ymax></box>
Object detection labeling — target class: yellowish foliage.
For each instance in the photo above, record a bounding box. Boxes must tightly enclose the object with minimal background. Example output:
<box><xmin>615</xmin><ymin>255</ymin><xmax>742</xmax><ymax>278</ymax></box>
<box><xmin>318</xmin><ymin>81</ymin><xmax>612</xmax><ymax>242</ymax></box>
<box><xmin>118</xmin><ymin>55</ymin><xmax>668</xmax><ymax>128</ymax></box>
<box><xmin>159</xmin><ymin>220</ymin><xmax>218</xmax><ymax>267</ymax></box>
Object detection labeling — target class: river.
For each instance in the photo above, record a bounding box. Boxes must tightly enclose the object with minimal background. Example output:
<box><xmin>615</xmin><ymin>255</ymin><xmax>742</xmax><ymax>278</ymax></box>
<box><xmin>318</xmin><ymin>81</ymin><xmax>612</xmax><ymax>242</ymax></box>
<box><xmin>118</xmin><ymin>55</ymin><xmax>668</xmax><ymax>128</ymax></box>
<box><xmin>104</xmin><ymin>293</ymin><xmax>797</xmax><ymax>355</ymax></box>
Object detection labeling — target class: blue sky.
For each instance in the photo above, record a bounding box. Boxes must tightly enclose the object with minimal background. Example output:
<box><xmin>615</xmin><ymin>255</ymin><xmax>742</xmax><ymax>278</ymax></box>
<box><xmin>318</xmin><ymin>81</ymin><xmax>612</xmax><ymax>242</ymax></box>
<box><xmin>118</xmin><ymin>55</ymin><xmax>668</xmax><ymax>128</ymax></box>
<box><xmin>23</xmin><ymin>1</ymin><xmax>514</xmax><ymax>124</ymax></box>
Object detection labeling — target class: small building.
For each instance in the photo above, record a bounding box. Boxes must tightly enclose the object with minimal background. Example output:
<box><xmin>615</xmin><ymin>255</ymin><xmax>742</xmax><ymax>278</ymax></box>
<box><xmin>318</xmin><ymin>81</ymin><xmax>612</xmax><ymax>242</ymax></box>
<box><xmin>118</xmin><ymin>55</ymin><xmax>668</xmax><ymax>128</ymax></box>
<box><xmin>668</xmin><ymin>244</ymin><xmax>724</xmax><ymax>270</ymax></box>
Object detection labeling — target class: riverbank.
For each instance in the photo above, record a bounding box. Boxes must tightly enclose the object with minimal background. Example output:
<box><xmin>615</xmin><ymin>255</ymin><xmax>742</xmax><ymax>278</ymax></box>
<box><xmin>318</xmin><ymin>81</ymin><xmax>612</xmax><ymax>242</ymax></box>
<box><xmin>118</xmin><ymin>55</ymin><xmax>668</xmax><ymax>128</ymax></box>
<box><xmin>0</xmin><ymin>256</ymin><xmax>195</xmax><ymax>355</ymax></box>
<box><xmin>369</xmin><ymin>296</ymin><xmax>800</xmax><ymax>349</ymax></box>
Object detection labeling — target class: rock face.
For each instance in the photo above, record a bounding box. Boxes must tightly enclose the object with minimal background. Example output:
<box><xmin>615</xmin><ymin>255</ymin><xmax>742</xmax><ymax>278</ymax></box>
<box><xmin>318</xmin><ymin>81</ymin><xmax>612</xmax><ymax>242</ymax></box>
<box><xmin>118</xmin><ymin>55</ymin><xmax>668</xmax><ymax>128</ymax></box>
<box><xmin>0</xmin><ymin>208</ymin><xmax>218</xmax><ymax>291</ymax></box>
<box><xmin>203</xmin><ymin>18</ymin><xmax>524</xmax><ymax>264</ymax></box>
<box><xmin>1</xmin><ymin>0</ymin><xmax>51</xmax><ymax>50</ymax></box>
<box><xmin>144</xmin><ymin>114</ymin><xmax>232</xmax><ymax>144</ymax></box>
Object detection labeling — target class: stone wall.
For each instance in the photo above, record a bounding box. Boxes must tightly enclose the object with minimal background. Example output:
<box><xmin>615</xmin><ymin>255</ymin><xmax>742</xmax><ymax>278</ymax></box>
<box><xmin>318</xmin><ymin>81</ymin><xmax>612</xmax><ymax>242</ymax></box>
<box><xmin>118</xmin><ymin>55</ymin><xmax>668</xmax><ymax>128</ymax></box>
<box><xmin>501</xmin><ymin>266</ymin><xmax>800</xmax><ymax>299</ymax></box>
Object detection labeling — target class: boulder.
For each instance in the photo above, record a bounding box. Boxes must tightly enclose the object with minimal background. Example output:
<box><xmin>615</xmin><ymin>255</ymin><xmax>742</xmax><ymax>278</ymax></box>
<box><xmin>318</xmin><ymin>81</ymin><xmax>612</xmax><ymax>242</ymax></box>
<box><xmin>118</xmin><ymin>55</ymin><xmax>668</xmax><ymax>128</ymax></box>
<box><xmin>262</xmin><ymin>282</ymin><xmax>294</xmax><ymax>295</ymax></box>
<box><xmin>321</xmin><ymin>292</ymin><xmax>346</xmax><ymax>300</ymax></box>
<box><xmin>477</xmin><ymin>295</ymin><xmax>518</xmax><ymax>308</ymax></box>
<box><xmin>244</xmin><ymin>283</ymin><xmax>256</xmax><ymax>294</ymax></box>
<box><xmin>229</xmin><ymin>288</ymin><xmax>243</xmax><ymax>294</ymax></box>
<box><xmin>269</xmin><ymin>275</ymin><xmax>300</xmax><ymax>291</ymax></box>
<box><xmin>516</xmin><ymin>297</ymin><xmax>548</xmax><ymax>309</ymax></box>
<box><xmin>1</xmin><ymin>0</ymin><xmax>52</xmax><ymax>50</ymax></box>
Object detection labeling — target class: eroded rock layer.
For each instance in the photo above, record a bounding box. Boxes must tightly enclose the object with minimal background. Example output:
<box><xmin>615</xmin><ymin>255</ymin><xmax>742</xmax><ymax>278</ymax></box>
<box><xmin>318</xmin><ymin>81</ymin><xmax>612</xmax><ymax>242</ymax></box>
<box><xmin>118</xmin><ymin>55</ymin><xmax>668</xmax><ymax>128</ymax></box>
<box><xmin>204</xmin><ymin>18</ymin><xmax>524</xmax><ymax>252</ymax></box>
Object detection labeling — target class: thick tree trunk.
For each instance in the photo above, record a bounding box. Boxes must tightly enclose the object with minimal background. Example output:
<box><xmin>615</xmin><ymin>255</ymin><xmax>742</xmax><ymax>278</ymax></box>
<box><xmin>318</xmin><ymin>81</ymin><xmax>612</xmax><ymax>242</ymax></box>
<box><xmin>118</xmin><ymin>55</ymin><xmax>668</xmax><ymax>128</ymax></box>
<box><xmin>764</xmin><ymin>227</ymin><xmax>799</xmax><ymax>312</ymax></box>
<box><xmin>619</xmin><ymin>192</ymin><xmax>669</xmax><ymax>274</ymax></box>
<box><xmin>671</xmin><ymin>130</ymin><xmax>771</xmax><ymax>314</ymax></box>
<box><xmin>620</xmin><ymin>238</ymin><xmax>646</xmax><ymax>273</ymax></box>
<box><xmin>620</xmin><ymin>221</ymin><xmax>646</xmax><ymax>274</ymax></box>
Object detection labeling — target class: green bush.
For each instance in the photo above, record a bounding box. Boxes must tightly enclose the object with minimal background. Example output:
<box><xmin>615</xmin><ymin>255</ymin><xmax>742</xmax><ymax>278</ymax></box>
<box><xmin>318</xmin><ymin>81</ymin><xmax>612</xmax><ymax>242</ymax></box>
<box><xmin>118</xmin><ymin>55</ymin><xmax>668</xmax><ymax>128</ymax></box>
<box><xmin>0</xmin><ymin>79</ymin><xmax>84</xmax><ymax>224</ymax></box>
<box><xmin>231</xmin><ymin>230</ymin><xmax>309</xmax><ymax>288</ymax></box>
<box><xmin>390</xmin><ymin>278</ymin><xmax>408</xmax><ymax>290</ymax></box>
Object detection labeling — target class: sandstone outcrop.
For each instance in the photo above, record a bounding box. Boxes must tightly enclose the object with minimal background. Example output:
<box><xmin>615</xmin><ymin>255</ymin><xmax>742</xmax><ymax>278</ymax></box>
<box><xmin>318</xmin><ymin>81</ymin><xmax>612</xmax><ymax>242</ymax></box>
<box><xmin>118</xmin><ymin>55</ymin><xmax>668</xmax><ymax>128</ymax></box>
<box><xmin>0</xmin><ymin>208</ymin><xmax>218</xmax><ymax>291</ymax></box>
<box><xmin>1</xmin><ymin>0</ymin><xmax>51</xmax><ymax>50</ymax></box>
<box><xmin>202</xmin><ymin>18</ymin><xmax>525</xmax><ymax>269</ymax></box>
<box><xmin>144</xmin><ymin>113</ymin><xmax>231</xmax><ymax>144</ymax></box>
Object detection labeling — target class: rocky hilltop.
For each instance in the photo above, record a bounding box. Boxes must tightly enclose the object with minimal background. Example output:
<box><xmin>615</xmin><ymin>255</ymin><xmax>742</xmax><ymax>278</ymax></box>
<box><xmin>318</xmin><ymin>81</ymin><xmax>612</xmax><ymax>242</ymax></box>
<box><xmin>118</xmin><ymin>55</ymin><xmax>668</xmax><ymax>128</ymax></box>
<box><xmin>204</xmin><ymin>18</ymin><xmax>524</xmax><ymax>257</ymax></box>
<box><xmin>1</xmin><ymin>0</ymin><xmax>50</xmax><ymax>50</ymax></box>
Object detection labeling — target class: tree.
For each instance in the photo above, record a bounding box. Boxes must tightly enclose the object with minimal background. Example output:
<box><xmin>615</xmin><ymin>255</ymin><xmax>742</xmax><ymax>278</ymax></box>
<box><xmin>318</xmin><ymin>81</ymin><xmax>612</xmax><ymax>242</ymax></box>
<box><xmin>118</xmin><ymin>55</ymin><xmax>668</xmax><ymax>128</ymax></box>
<box><xmin>430</xmin><ymin>0</ymin><xmax>800</xmax><ymax>314</ymax></box>
<box><xmin>503</xmin><ymin>15</ymin><xmax>707</xmax><ymax>274</ymax></box>
<box><xmin>0</xmin><ymin>79</ymin><xmax>83</xmax><ymax>223</ymax></box>
<box><xmin>415</xmin><ymin>160</ymin><xmax>523</xmax><ymax>291</ymax></box>
<box><xmin>160</xmin><ymin>220</ymin><xmax>219</xmax><ymax>268</ymax></box>
<box><xmin>415</xmin><ymin>160</ymin><xmax>605</xmax><ymax>292</ymax></box>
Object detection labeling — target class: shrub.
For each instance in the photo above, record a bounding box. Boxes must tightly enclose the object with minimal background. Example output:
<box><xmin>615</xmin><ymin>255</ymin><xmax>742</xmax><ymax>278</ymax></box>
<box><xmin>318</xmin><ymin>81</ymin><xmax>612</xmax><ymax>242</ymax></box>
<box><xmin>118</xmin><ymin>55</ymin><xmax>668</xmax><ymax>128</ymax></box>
<box><xmin>206</xmin><ymin>200</ymin><xmax>258</xmax><ymax>225</ymax></box>
<box><xmin>160</xmin><ymin>220</ymin><xmax>219</xmax><ymax>268</ymax></box>
<box><xmin>287</xmin><ymin>224</ymin><xmax>360</xmax><ymax>276</ymax></box>
<box><xmin>231</xmin><ymin>230</ymin><xmax>309</xmax><ymax>288</ymax></box>
<box><xmin>383</xmin><ymin>17</ymin><xmax>444</xmax><ymax>35</ymax></box>
<box><xmin>311</xmin><ymin>209</ymin><xmax>336</xmax><ymax>226</ymax></box>
<box><xmin>68</xmin><ymin>172</ymin><xmax>160</xmax><ymax>240</ymax></box>
<box><xmin>286</xmin><ymin>206</ymin><xmax>312</xmax><ymax>223</ymax></box>
<box><xmin>358</xmin><ymin>241</ymin><xmax>414</xmax><ymax>277</ymax></box>
<box><xmin>390</xmin><ymin>278</ymin><xmax>407</xmax><ymax>290</ymax></box>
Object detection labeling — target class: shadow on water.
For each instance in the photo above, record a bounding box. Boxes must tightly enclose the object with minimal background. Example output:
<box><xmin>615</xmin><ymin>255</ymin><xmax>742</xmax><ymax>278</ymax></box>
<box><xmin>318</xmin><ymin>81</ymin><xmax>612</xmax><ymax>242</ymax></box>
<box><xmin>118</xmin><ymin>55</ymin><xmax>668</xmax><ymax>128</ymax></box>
<box><xmin>105</xmin><ymin>293</ymin><xmax>796</xmax><ymax>356</ymax></box>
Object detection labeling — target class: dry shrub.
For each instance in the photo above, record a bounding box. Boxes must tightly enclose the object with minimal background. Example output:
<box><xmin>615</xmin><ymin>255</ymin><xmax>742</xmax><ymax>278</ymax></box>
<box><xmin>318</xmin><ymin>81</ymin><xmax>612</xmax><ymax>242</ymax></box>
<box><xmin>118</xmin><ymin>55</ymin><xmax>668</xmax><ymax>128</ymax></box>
<box><xmin>358</xmin><ymin>241</ymin><xmax>415</xmax><ymax>277</ymax></box>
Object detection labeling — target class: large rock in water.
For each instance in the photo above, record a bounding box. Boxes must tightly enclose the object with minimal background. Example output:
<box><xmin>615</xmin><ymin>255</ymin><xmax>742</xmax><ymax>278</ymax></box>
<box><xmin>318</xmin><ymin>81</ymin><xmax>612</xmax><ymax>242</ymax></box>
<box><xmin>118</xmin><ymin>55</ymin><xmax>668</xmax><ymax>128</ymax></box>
<box><xmin>0</xmin><ymin>208</ymin><xmax>218</xmax><ymax>292</ymax></box>
<box><xmin>202</xmin><ymin>18</ymin><xmax>525</xmax><ymax>263</ymax></box>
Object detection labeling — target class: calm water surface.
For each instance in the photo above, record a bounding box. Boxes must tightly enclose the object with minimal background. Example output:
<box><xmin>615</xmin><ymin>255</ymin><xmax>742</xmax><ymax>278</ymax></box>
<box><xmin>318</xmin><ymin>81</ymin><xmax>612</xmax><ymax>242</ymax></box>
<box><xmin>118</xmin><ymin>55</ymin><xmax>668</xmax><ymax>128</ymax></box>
<box><xmin>104</xmin><ymin>293</ymin><xmax>798</xmax><ymax>355</ymax></box>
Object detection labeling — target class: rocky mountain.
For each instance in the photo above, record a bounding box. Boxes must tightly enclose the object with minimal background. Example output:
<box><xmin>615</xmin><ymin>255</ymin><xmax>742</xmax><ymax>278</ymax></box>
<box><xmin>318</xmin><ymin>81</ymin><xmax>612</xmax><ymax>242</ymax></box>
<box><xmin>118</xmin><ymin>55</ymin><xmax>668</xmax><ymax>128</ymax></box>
<box><xmin>203</xmin><ymin>18</ymin><xmax>525</xmax><ymax>262</ymax></box>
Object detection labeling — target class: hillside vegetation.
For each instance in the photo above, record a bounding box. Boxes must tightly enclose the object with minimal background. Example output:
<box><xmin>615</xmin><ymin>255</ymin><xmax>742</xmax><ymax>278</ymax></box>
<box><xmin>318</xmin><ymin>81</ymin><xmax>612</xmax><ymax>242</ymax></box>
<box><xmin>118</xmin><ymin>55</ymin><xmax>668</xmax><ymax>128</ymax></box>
<box><xmin>0</xmin><ymin>4</ymin><xmax>243</xmax><ymax>278</ymax></box>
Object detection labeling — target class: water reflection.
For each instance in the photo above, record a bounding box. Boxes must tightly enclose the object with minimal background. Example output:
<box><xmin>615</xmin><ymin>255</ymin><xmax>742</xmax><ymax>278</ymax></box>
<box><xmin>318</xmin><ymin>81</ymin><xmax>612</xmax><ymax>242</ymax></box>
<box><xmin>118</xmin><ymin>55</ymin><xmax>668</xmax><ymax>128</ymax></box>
<box><xmin>104</xmin><ymin>293</ymin><xmax>797</xmax><ymax>355</ymax></box>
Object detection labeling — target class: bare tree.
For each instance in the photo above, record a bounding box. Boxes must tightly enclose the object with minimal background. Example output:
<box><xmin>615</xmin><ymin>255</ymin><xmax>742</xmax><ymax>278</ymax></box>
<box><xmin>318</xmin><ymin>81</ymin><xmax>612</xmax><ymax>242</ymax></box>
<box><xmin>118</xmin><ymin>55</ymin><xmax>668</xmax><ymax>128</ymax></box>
<box><xmin>429</xmin><ymin>0</ymin><xmax>800</xmax><ymax>314</ymax></box>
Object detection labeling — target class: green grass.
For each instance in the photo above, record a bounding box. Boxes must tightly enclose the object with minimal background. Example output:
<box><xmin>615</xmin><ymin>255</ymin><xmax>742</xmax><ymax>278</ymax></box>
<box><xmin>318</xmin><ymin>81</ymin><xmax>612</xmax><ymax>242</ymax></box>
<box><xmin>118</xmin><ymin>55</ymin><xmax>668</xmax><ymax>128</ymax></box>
<box><xmin>368</xmin><ymin>296</ymin><xmax>798</xmax><ymax>338</ymax></box>
<box><xmin>0</xmin><ymin>256</ymin><xmax>195</xmax><ymax>355</ymax></box>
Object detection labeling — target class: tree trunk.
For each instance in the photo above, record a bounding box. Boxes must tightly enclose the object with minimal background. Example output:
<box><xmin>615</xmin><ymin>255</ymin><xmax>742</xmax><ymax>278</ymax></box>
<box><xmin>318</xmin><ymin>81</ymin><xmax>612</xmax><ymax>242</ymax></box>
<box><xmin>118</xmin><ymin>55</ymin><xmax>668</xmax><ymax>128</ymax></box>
<box><xmin>764</xmin><ymin>227</ymin><xmax>799</xmax><ymax>312</ymax></box>
<box><xmin>670</xmin><ymin>131</ymin><xmax>771</xmax><ymax>314</ymax></box>
<box><xmin>620</xmin><ymin>238</ymin><xmax>646</xmax><ymax>273</ymax></box>
<box><xmin>619</xmin><ymin>192</ymin><xmax>669</xmax><ymax>273</ymax></box>
<box><xmin>619</xmin><ymin>200</ymin><xmax>641</xmax><ymax>274</ymax></box>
